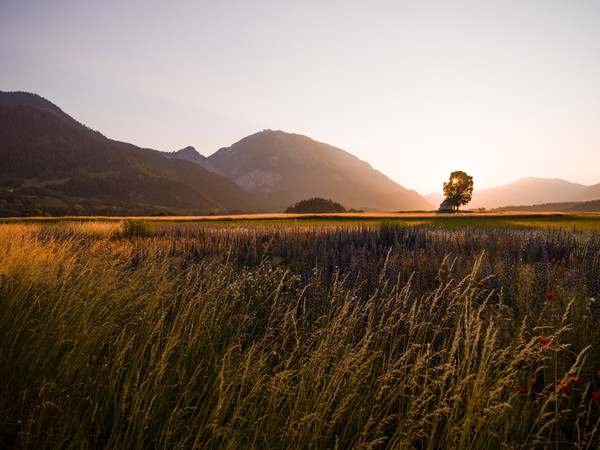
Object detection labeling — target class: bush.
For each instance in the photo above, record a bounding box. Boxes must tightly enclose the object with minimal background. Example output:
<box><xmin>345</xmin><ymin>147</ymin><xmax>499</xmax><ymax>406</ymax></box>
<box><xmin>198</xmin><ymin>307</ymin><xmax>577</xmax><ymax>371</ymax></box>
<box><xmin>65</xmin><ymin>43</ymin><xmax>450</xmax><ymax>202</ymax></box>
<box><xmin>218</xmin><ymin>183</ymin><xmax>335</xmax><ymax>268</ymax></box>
<box><xmin>22</xmin><ymin>208</ymin><xmax>51</xmax><ymax>217</ymax></box>
<box><xmin>121</xmin><ymin>219</ymin><xmax>156</xmax><ymax>238</ymax></box>
<box><xmin>285</xmin><ymin>197</ymin><xmax>346</xmax><ymax>213</ymax></box>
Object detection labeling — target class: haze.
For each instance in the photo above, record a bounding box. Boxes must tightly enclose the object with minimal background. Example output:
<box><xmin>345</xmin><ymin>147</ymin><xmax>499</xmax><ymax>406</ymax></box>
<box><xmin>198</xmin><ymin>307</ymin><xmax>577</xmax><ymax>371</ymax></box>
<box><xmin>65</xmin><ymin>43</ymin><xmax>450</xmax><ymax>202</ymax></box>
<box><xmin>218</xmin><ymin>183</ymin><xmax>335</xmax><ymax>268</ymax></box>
<box><xmin>1</xmin><ymin>0</ymin><xmax>599</xmax><ymax>195</ymax></box>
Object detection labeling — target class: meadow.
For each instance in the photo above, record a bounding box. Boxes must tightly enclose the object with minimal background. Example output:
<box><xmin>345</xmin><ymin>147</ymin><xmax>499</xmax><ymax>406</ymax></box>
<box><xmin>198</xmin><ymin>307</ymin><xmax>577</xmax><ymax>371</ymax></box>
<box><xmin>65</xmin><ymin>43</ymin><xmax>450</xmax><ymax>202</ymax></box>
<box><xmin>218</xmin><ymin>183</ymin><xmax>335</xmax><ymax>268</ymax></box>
<box><xmin>1</xmin><ymin>216</ymin><xmax>599</xmax><ymax>448</ymax></box>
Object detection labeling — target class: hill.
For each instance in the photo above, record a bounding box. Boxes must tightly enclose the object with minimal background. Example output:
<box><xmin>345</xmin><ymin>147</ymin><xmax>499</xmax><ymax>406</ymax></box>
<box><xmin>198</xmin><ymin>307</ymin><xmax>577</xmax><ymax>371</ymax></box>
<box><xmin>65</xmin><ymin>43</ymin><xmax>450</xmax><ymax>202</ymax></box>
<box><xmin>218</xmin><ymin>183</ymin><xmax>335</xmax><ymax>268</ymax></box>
<box><xmin>573</xmin><ymin>183</ymin><xmax>600</xmax><ymax>202</ymax></box>
<box><xmin>0</xmin><ymin>90</ymin><xmax>103</xmax><ymax>136</ymax></box>
<box><xmin>285</xmin><ymin>197</ymin><xmax>347</xmax><ymax>213</ymax></box>
<box><xmin>468</xmin><ymin>177</ymin><xmax>588</xmax><ymax>210</ymax></box>
<box><xmin>208</xmin><ymin>130</ymin><xmax>433</xmax><ymax>212</ymax></box>
<box><xmin>0</xmin><ymin>93</ymin><xmax>260</xmax><ymax>216</ymax></box>
<box><xmin>494</xmin><ymin>199</ymin><xmax>600</xmax><ymax>213</ymax></box>
<box><xmin>426</xmin><ymin>177</ymin><xmax>593</xmax><ymax>210</ymax></box>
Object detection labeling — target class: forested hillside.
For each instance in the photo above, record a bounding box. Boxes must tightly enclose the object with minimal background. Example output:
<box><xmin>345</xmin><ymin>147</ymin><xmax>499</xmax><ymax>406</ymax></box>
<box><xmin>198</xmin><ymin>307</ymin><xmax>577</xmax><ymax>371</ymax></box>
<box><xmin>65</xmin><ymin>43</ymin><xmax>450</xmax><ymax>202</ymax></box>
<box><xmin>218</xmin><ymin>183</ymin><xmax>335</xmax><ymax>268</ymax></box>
<box><xmin>0</xmin><ymin>105</ymin><xmax>260</xmax><ymax>216</ymax></box>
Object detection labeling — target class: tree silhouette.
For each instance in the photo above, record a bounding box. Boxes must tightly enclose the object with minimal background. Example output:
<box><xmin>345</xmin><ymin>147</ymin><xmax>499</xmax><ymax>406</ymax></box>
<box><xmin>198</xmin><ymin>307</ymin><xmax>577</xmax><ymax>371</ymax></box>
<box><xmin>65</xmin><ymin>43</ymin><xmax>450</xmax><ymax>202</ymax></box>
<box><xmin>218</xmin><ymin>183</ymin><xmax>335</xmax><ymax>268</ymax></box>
<box><xmin>443</xmin><ymin>171</ymin><xmax>473</xmax><ymax>211</ymax></box>
<box><xmin>285</xmin><ymin>197</ymin><xmax>346</xmax><ymax>213</ymax></box>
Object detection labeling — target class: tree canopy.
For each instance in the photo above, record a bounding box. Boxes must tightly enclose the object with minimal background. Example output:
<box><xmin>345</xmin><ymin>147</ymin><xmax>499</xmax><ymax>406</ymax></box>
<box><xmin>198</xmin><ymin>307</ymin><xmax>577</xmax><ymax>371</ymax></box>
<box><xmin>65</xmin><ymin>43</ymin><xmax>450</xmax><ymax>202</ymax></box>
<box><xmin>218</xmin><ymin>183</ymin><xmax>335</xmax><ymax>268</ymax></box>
<box><xmin>443</xmin><ymin>171</ymin><xmax>473</xmax><ymax>211</ymax></box>
<box><xmin>285</xmin><ymin>197</ymin><xmax>346</xmax><ymax>213</ymax></box>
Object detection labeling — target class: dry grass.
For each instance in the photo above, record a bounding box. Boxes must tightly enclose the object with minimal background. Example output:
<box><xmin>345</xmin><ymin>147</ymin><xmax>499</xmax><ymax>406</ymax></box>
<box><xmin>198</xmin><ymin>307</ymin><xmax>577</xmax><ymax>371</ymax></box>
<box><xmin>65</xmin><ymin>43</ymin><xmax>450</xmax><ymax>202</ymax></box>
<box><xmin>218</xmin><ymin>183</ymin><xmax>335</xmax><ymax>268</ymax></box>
<box><xmin>0</xmin><ymin>222</ymin><xmax>599</xmax><ymax>448</ymax></box>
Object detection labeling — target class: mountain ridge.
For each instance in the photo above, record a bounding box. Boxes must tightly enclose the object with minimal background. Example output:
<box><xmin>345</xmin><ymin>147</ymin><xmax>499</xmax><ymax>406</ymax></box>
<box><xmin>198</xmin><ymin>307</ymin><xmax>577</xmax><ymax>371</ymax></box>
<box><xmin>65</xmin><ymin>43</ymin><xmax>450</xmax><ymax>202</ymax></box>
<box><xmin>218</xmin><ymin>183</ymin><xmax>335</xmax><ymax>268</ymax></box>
<box><xmin>158</xmin><ymin>146</ymin><xmax>224</xmax><ymax>175</ymax></box>
<box><xmin>209</xmin><ymin>129</ymin><xmax>433</xmax><ymax>212</ymax></box>
<box><xmin>425</xmin><ymin>176</ymin><xmax>598</xmax><ymax>210</ymax></box>
<box><xmin>3</xmin><ymin>91</ymin><xmax>598</xmax><ymax>215</ymax></box>
<box><xmin>0</xmin><ymin>92</ymin><xmax>260</xmax><ymax>216</ymax></box>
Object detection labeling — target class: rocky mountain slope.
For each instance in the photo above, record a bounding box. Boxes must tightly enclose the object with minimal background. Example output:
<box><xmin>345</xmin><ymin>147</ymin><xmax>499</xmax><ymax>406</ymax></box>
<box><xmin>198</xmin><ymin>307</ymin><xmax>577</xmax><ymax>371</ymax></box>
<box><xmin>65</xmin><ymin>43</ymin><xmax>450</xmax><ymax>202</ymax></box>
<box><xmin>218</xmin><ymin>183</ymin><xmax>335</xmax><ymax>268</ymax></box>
<box><xmin>159</xmin><ymin>146</ymin><xmax>224</xmax><ymax>175</ymax></box>
<box><xmin>209</xmin><ymin>130</ymin><xmax>433</xmax><ymax>212</ymax></box>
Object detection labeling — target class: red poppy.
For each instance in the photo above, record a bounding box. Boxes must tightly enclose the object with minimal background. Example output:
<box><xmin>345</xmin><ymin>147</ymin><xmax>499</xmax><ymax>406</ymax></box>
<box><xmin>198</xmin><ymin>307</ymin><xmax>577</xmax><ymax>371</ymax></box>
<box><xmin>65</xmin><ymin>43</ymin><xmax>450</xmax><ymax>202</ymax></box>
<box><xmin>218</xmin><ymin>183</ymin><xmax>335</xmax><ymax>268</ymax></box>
<box><xmin>556</xmin><ymin>381</ymin><xmax>571</xmax><ymax>394</ymax></box>
<box><xmin>546</xmin><ymin>293</ymin><xmax>555</xmax><ymax>300</ymax></box>
<box><xmin>531</xmin><ymin>378</ymin><xmax>536</xmax><ymax>384</ymax></box>
<box><xmin>569</xmin><ymin>374</ymin><xmax>580</xmax><ymax>383</ymax></box>
<box><xmin>597</xmin><ymin>368</ymin><xmax>600</xmax><ymax>378</ymax></box>
<box><xmin>539</xmin><ymin>338</ymin><xmax>549</xmax><ymax>346</ymax></box>
<box><xmin>517</xmin><ymin>385</ymin><xmax>526</xmax><ymax>393</ymax></box>
<box><xmin>592</xmin><ymin>392</ymin><xmax>600</xmax><ymax>404</ymax></box>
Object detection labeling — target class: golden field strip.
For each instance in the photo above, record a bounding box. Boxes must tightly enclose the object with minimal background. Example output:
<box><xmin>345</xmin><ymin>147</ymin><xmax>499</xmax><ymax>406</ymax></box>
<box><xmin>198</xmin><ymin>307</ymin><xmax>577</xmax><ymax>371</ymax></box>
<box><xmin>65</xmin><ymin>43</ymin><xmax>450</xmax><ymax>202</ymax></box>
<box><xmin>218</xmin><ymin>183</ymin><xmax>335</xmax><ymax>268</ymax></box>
<box><xmin>4</xmin><ymin>211</ymin><xmax>600</xmax><ymax>231</ymax></box>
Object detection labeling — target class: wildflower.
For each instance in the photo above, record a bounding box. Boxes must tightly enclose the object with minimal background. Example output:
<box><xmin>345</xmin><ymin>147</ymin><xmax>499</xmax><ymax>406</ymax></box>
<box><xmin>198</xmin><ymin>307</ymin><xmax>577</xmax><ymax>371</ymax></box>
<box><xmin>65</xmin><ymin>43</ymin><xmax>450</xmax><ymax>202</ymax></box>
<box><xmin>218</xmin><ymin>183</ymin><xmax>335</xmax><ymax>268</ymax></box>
<box><xmin>556</xmin><ymin>381</ymin><xmax>571</xmax><ymax>394</ymax></box>
<box><xmin>539</xmin><ymin>338</ymin><xmax>549</xmax><ymax>346</ymax></box>
<box><xmin>568</xmin><ymin>374</ymin><xmax>580</xmax><ymax>383</ymax></box>
<box><xmin>596</xmin><ymin>368</ymin><xmax>600</xmax><ymax>378</ymax></box>
<box><xmin>517</xmin><ymin>385</ymin><xmax>526</xmax><ymax>393</ymax></box>
<box><xmin>592</xmin><ymin>392</ymin><xmax>600</xmax><ymax>404</ymax></box>
<box><xmin>531</xmin><ymin>378</ymin><xmax>536</xmax><ymax>385</ymax></box>
<box><xmin>546</xmin><ymin>293</ymin><xmax>555</xmax><ymax>300</ymax></box>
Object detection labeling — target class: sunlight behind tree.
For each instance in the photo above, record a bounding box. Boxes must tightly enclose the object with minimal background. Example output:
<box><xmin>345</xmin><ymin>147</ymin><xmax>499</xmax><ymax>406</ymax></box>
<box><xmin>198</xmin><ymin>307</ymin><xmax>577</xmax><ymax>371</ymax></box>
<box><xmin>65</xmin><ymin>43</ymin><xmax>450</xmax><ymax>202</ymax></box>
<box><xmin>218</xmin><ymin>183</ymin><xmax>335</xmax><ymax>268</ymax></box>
<box><xmin>443</xmin><ymin>171</ymin><xmax>474</xmax><ymax>211</ymax></box>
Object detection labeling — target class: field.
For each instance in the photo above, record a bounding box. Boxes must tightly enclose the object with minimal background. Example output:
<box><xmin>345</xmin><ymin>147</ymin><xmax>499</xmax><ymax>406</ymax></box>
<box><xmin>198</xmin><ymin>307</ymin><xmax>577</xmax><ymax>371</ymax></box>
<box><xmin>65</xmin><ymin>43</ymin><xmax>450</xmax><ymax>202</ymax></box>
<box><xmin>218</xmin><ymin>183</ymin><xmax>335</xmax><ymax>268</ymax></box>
<box><xmin>1</xmin><ymin>214</ymin><xmax>600</xmax><ymax>448</ymax></box>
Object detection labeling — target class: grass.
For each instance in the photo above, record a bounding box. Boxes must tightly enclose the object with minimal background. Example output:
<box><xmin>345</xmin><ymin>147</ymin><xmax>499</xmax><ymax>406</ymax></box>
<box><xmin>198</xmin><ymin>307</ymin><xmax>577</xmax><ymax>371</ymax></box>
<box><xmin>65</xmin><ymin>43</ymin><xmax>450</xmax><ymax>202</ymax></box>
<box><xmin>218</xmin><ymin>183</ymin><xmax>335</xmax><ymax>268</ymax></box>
<box><xmin>0</xmin><ymin>219</ymin><xmax>599</xmax><ymax>448</ymax></box>
<box><xmin>4</xmin><ymin>211</ymin><xmax>600</xmax><ymax>230</ymax></box>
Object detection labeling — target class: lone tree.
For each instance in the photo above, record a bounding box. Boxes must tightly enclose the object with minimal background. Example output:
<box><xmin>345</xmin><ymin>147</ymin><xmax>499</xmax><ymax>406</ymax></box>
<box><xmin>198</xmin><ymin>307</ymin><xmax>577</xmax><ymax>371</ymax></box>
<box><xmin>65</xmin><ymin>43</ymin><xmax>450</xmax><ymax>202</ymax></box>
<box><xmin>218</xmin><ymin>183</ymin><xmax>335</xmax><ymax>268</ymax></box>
<box><xmin>443</xmin><ymin>171</ymin><xmax>473</xmax><ymax>211</ymax></box>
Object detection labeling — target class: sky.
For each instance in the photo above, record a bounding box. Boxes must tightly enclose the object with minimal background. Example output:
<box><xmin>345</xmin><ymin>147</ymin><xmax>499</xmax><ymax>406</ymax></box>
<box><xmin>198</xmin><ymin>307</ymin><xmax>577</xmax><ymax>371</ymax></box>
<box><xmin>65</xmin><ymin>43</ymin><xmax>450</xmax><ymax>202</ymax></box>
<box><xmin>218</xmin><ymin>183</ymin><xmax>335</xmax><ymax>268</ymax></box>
<box><xmin>1</xmin><ymin>0</ymin><xmax>599</xmax><ymax>195</ymax></box>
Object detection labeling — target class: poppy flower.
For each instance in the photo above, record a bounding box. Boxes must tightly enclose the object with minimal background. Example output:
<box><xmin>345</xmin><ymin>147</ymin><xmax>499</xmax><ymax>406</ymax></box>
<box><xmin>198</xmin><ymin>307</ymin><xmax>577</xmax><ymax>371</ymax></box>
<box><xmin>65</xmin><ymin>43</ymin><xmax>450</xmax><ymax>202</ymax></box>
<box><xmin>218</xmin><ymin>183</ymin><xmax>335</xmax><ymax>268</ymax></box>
<box><xmin>546</xmin><ymin>293</ymin><xmax>555</xmax><ymax>300</ymax></box>
<box><xmin>568</xmin><ymin>374</ymin><xmax>580</xmax><ymax>383</ymax></box>
<box><xmin>539</xmin><ymin>338</ymin><xmax>549</xmax><ymax>346</ymax></box>
<box><xmin>517</xmin><ymin>385</ymin><xmax>526</xmax><ymax>393</ymax></box>
<box><xmin>556</xmin><ymin>381</ymin><xmax>571</xmax><ymax>394</ymax></box>
<box><xmin>592</xmin><ymin>392</ymin><xmax>600</xmax><ymax>404</ymax></box>
<box><xmin>597</xmin><ymin>368</ymin><xmax>600</xmax><ymax>378</ymax></box>
<box><xmin>531</xmin><ymin>378</ymin><xmax>536</xmax><ymax>385</ymax></box>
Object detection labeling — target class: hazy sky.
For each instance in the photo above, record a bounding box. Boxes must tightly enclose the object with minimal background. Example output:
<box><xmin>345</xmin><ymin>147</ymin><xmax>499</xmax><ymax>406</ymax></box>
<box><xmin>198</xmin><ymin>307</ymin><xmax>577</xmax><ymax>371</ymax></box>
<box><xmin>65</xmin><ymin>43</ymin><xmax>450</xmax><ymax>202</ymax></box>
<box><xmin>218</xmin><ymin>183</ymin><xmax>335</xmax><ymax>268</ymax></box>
<box><xmin>1</xmin><ymin>0</ymin><xmax>599</xmax><ymax>195</ymax></box>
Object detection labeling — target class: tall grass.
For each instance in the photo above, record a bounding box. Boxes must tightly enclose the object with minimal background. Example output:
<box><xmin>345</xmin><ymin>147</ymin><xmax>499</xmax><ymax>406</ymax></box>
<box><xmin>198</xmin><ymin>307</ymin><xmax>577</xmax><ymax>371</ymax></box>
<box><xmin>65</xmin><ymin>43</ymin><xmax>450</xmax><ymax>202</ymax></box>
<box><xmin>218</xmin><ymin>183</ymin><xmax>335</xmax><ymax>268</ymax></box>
<box><xmin>0</xmin><ymin>222</ymin><xmax>599</xmax><ymax>448</ymax></box>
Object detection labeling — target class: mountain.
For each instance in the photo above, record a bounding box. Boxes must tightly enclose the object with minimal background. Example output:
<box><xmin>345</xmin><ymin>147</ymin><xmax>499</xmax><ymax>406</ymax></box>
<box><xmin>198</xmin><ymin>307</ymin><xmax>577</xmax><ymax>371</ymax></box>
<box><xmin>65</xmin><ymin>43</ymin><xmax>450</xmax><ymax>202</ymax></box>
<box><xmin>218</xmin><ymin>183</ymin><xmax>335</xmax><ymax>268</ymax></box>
<box><xmin>573</xmin><ymin>183</ymin><xmax>600</xmax><ymax>202</ymax></box>
<box><xmin>425</xmin><ymin>192</ymin><xmax>445</xmax><ymax>207</ymax></box>
<box><xmin>495</xmin><ymin>200</ymin><xmax>600</xmax><ymax>213</ymax></box>
<box><xmin>468</xmin><ymin>177</ymin><xmax>589</xmax><ymax>209</ymax></box>
<box><xmin>159</xmin><ymin>146</ymin><xmax>224</xmax><ymax>175</ymax></box>
<box><xmin>0</xmin><ymin>92</ymin><xmax>260</xmax><ymax>216</ymax></box>
<box><xmin>0</xmin><ymin>90</ymin><xmax>103</xmax><ymax>136</ymax></box>
<box><xmin>208</xmin><ymin>130</ymin><xmax>433</xmax><ymax>212</ymax></box>
<box><xmin>426</xmin><ymin>177</ymin><xmax>591</xmax><ymax>210</ymax></box>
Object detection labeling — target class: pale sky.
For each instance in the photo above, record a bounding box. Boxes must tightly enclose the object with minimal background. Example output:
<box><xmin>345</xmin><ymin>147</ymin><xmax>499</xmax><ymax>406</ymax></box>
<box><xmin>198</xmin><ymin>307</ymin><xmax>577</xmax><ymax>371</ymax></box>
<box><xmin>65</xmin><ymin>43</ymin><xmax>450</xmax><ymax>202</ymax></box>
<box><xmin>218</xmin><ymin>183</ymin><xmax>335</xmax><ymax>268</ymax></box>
<box><xmin>1</xmin><ymin>0</ymin><xmax>599</xmax><ymax>195</ymax></box>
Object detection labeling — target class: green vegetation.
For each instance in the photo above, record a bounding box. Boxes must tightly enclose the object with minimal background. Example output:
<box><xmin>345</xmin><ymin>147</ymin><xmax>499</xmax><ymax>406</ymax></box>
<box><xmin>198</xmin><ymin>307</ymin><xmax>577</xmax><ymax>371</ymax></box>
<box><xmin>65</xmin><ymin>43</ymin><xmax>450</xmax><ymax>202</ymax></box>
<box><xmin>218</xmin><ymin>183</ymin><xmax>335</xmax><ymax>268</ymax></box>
<box><xmin>1</xmin><ymin>219</ymin><xmax>599</xmax><ymax>448</ymax></box>
<box><xmin>121</xmin><ymin>219</ymin><xmax>156</xmax><ymax>238</ymax></box>
<box><xmin>496</xmin><ymin>199</ymin><xmax>600</xmax><ymax>213</ymax></box>
<box><xmin>285</xmin><ymin>197</ymin><xmax>347</xmax><ymax>213</ymax></box>
<box><xmin>3</xmin><ymin>212</ymin><xmax>600</xmax><ymax>231</ymax></box>
<box><xmin>0</xmin><ymin>104</ymin><xmax>259</xmax><ymax>217</ymax></box>
<box><xmin>443</xmin><ymin>170</ymin><xmax>474</xmax><ymax>211</ymax></box>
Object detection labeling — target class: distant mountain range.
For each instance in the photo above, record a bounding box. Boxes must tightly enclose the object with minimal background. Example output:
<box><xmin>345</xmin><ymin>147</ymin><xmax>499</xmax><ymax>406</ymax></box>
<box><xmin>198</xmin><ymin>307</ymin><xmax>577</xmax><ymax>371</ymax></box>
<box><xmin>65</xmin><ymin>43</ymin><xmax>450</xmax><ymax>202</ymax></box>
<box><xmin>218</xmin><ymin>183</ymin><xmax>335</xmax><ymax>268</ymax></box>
<box><xmin>208</xmin><ymin>130</ymin><xmax>432</xmax><ymax>212</ymax></box>
<box><xmin>494</xmin><ymin>200</ymin><xmax>600</xmax><ymax>213</ymax></box>
<box><xmin>0</xmin><ymin>91</ymin><xmax>432</xmax><ymax>216</ymax></box>
<box><xmin>426</xmin><ymin>177</ymin><xmax>600</xmax><ymax>211</ymax></box>
<box><xmin>1</xmin><ymin>90</ymin><xmax>598</xmax><ymax>216</ymax></box>
<box><xmin>0</xmin><ymin>91</ymin><xmax>259</xmax><ymax>216</ymax></box>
